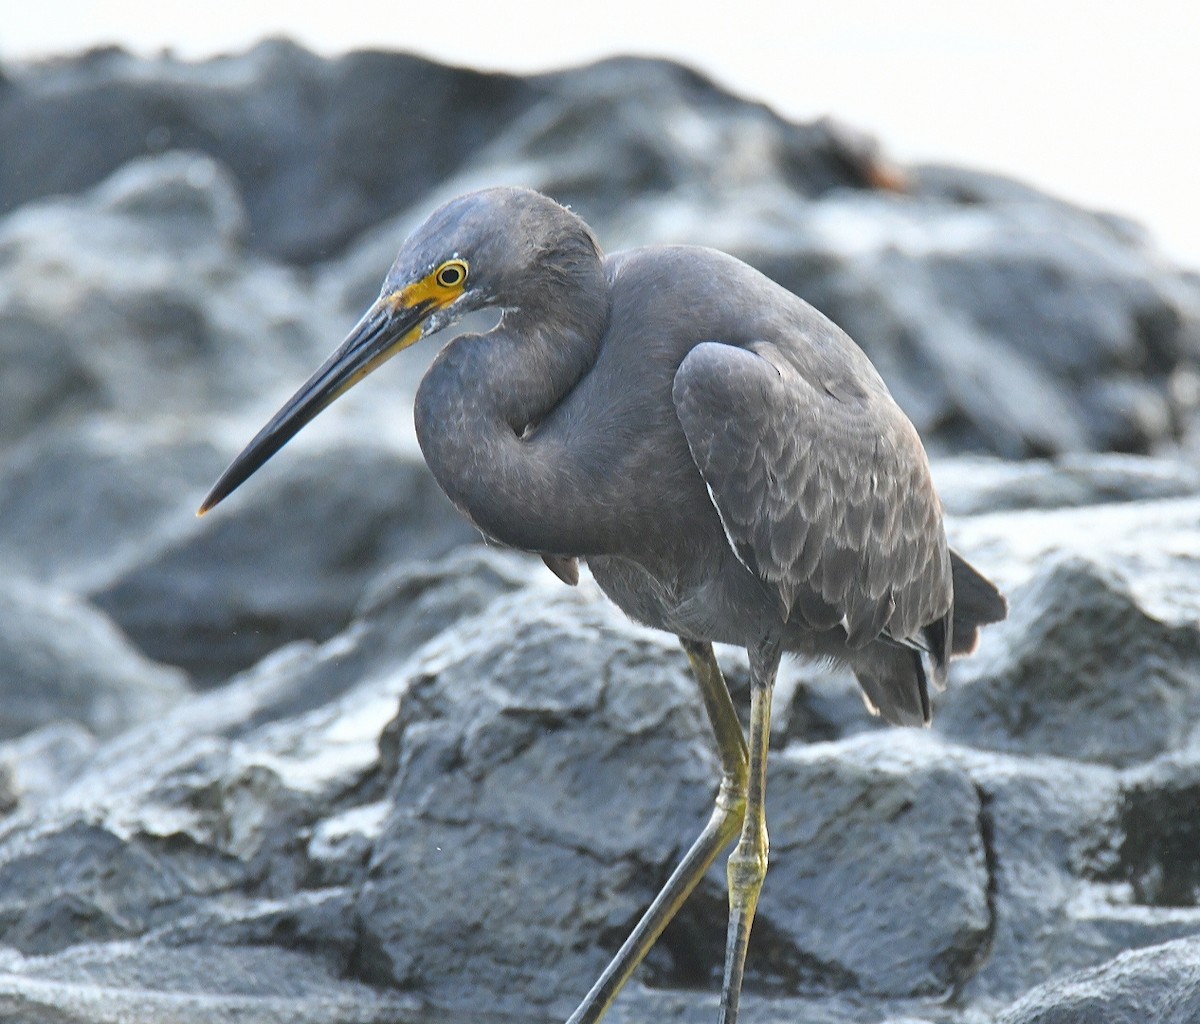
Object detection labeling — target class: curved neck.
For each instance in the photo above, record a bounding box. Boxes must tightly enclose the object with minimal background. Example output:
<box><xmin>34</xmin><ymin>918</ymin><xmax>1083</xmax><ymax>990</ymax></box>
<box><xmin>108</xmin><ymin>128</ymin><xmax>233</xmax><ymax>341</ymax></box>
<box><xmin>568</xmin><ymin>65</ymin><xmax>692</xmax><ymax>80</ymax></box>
<box><xmin>414</xmin><ymin>261</ymin><xmax>612</xmax><ymax>555</ymax></box>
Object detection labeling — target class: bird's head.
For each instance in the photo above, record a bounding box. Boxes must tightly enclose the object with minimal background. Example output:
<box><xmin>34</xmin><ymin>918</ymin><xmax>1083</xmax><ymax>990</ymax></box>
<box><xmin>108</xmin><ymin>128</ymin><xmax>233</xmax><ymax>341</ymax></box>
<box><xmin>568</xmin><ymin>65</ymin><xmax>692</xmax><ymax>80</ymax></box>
<box><xmin>197</xmin><ymin>187</ymin><xmax>598</xmax><ymax>515</ymax></box>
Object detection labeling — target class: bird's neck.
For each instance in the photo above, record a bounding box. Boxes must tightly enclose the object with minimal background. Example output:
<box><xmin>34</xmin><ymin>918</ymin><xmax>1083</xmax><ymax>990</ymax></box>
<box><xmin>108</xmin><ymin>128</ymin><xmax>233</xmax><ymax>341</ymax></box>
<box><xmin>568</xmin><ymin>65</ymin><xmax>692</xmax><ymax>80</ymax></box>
<box><xmin>415</xmin><ymin>260</ymin><xmax>612</xmax><ymax>555</ymax></box>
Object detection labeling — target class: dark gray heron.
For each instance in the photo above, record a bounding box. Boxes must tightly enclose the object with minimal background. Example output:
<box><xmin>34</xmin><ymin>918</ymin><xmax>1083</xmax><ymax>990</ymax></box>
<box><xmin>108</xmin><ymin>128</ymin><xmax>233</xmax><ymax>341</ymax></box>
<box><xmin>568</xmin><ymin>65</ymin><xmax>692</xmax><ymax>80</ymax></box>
<box><xmin>199</xmin><ymin>186</ymin><xmax>1006</xmax><ymax>1024</ymax></box>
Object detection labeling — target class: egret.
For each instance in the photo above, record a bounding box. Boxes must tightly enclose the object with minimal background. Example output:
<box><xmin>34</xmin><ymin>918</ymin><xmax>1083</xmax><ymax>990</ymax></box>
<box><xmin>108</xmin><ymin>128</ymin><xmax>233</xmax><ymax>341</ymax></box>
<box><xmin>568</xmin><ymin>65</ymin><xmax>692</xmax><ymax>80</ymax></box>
<box><xmin>200</xmin><ymin>186</ymin><xmax>1006</xmax><ymax>1024</ymax></box>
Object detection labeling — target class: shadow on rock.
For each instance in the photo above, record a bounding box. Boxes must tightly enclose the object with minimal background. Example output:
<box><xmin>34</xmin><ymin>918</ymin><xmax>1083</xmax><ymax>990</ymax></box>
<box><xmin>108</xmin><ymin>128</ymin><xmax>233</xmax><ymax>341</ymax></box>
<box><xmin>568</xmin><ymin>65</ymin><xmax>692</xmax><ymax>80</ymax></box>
<box><xmin>90</xmin><ymin>442</ymin><xmax>479</xmax><ymax>686</ymax></box>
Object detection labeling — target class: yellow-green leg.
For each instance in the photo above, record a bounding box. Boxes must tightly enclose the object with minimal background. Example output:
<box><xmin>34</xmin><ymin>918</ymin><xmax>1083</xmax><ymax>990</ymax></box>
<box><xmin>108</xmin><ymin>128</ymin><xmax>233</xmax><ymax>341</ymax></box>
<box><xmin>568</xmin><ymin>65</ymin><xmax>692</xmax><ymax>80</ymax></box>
<box><xmin>565</xmin><ymin>639</ymin><xmax>748</xmax><ymax>1024</ymax></box>
<box><xmin>718</xmin><ymin>641</ymin><xmax>780</xmax><ymax>1024</ymax></box>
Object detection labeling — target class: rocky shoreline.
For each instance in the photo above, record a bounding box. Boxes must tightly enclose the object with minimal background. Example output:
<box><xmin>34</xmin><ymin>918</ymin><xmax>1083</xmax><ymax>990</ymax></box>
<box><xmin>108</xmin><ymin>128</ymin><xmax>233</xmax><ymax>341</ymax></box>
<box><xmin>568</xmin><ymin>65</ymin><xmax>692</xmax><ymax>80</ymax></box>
<box><xmin>1</xmin><ymin>42</ymin><xmax>1199</xmax><ymax>1023</ymax></box>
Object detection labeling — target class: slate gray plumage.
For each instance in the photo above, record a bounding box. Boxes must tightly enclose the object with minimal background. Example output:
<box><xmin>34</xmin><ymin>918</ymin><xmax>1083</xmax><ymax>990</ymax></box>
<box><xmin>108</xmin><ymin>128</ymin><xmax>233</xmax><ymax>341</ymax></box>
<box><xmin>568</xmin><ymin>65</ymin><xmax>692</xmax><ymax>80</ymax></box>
<box><xmin>200</xmin><ymin>185</ymin><xmax>1005</xmax><ymax>1023</ymax></box>
<box><xmin>4</xmin><ymin>45</ymin><xmax>1200</xmax><ymax>1024</ymax></box>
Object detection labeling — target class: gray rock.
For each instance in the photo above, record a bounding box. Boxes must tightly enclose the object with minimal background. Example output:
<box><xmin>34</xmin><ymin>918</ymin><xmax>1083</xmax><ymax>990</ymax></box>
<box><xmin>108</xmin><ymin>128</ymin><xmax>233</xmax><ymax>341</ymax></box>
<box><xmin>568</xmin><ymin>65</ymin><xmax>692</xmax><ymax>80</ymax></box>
<box><xmin>945</xmin><ymin>494</ymin><xmax>1200</xmax><ymax>627</ymax></box>
<box><xmin>606</xmin><ymin>986</ymin><xmax>954</xmax><ymax>1024</ymax></box>
<box><xmin>0</xmin><ymin>942</ymin><xmax>424</xmax><ymax>1024</ymax></box>
<box><xmin>355</xmin><ymin>605</ymin><xmax>996</xmax><ymax>1012</ymax></box>
<box><xmin>747</xmin><ymin>195</ymin><xmax>1200</xmax><ymax>459</ymax></box>
<box><xmin>89</xmin><ymin>441</ymin><xmax>479</xmax><ymax>684</ymax></box>
<box><xmin>932</xmin><ymin>453</ymin><xmax>1200</xmax><ymax>516</ymax></box>
<box><xmin>0</xmin><ymin>524</ymin><xmax>1195</xmax><ymax>1023</ymax></box>
<box><xmin>724</xmin><ymin>732</ymin><xmax>990</xmax><ymax>998</ymax></box>
<box><xmin>0</xmin><ymin>46</ymin><xmax>885</xmax><ymax>267</ymax></box>
<box><xmin>0</xmin><ymin>41</ymin><xmax>539</xmax><ymax>264</ymax></box>
<box><xmin>2</xmin><ymin>41</ymin><xmax>1200</xmax><ymax>1024</ymax></box>
<box><xmin>0</xmin><ymin>580</ymin><xmax>187</xmax><ymax>742</ymax></box>
<box><xmin>955</xmin><ymin>751</ymin><xmax>1184</xmax><ymax>1009</ymax></box>
<box><xmin>0</xmin><ymin>416</ymin><xmax>483</xmax><ymax>688</ymax></box>
<box><xmin>324</xmin><ymin>146</ymin><xmax>1200</xmax><ymax>461</ymax></box>
<box><xmin>0</xmin><ymin>419</ymin><xmax>226</xmax><ymax>593</ymax></box>
<box><xmin>0</xmin><ymin>724</ymin><xmax>97</xmax><ymax>815</ymax></box>
<box><xmin>938</xmin><ymin>555</ymin><xmax>1200</xmax><ymax>767</ymax></box>
<box><xmin>0</xmin><ymin>547</ymin><xmax>537</xmax><ymax>952</ymax></box>
<box><xmin>6</xmin><ymin>47</ymin><xmax>1199</xmax><ymax>460</ymax></box>
<box><xmin>1104</xmin><ymin>755</ymin><xmax>1200</xmax><ymax>911</ymax></box>
<box><xmin>993</xmin><ymin>936</ymin><xmax>1200</xmax><ymax>1024</ymax></box>
<box><xmin>357</xmin><ymin>591</ymin><xmax>719</xmax><ymax>1017</ymax></box>
<box><xmin>0</xmin><ymin>150</ymin><xmax>326</xmax><ymax>444</ymax></box>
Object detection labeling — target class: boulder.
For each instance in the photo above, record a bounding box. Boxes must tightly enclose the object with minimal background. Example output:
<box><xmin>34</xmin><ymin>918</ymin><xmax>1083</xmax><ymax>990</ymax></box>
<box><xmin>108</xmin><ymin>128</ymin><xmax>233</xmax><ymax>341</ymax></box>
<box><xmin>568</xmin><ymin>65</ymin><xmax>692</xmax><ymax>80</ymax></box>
<box><xmin>0</xmin><ymin>150</ymin><xmax>328</xmax><ymax>445</ymax></box>
<box><xmin>932</xmin><ymin>453</ymin><xmax>1200</xmax><ymax>516</ymax></box>
<box><xmin>0</xmin><ymin>42</ymin><xmax>534</xmax><ymax>264</ymax></box>
<box><xmin>993</xmin><ymin>936</ymin><xmax>1200</xmax><ymax>1024</ymax></box>
<box><xmin>90</xmin><ymin>442</ymin><xmax>479</xmax><ymax>685</ymax></box>
<box><xmin>4</xmin><ymin>46</ymin><xmax>1197</xmax><ymax>461</ymax></box>
<box><xmin>0</xmin><ymin>41</ymin><xmax>1199</xmax><ymax>1024</ymax></box>
<box><xmin>0</xmin><ymin>580</ymin><xmax>187</xmax><ymax>743</ymax></box>
<box><xmin>0</xmin><ymin>420</ymin><xmax>227</xmax><ymax>593</ymax></box>
<box><xmin>938</xmin><ymin>555</ymin><xmax>1200</xmax><ymax>767</ymax></box>
<box><xmin>356</xmin><ymin>591</ymin><xmax>718</xmax><ymax>1016</ymax></box>
<box><xmin>719</xmin><ymin>732</ymin><xmax>991</xmax><ymax>998</ymax></box>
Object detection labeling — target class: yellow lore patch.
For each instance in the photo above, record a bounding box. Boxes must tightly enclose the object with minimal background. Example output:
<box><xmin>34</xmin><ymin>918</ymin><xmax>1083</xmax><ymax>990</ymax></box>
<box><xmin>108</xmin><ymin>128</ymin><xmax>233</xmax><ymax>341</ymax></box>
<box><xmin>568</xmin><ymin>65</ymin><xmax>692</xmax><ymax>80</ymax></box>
<box><xmin>394</xmin><ymin>260</ymin><xmax>469</xmax><ymax>311</ymax></box>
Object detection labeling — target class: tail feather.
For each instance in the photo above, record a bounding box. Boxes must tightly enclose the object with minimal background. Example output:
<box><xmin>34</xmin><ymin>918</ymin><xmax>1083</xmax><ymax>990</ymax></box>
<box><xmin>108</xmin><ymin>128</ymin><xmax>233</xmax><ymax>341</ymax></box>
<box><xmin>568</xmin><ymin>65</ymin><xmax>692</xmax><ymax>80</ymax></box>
<box><xmin>850</xmin><ymin>550</ymin><xmax>1004</xmax><ymax>728</ymax></box>
<box><xmin>949</xmin><ymin>547</ymin><xmax>1007</xmax><ymax>656</ymax></box>
<box><xmin>851</xmin><ymin>644</ymin><xmax>931</xmax><ymax>727</ymax></box>
<box><xmin>923</xmin><ymin>612</ymin><xmax>951</xmax><ymax>688</ymax></box>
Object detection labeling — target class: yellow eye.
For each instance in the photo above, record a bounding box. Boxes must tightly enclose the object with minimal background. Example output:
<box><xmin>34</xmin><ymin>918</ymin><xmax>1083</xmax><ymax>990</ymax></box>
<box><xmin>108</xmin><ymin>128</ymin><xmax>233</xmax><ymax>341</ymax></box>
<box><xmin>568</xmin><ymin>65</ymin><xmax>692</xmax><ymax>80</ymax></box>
<box><xmin>435</xmin><ymin>260</ymin><xmax>468</xmax><ymax>288</ymax></box>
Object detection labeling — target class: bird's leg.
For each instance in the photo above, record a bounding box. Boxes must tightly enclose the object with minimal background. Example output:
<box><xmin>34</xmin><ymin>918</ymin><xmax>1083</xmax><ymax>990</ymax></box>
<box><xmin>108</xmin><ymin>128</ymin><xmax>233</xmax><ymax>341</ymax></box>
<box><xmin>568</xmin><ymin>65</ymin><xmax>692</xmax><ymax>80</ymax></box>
<box><xmin>565</xmin><ymin>639</ymin><xmax>748</xmax><ymax>1024</ymax></box>
<box><xmin>680</xmin><ymin>638</ymin><xmax>750</xmax><ymax>782</ymax></box>
<box><xmin>718</xmin><ymin>640</ymin><xmax>781</xmax><ymax>1024</ymax></box>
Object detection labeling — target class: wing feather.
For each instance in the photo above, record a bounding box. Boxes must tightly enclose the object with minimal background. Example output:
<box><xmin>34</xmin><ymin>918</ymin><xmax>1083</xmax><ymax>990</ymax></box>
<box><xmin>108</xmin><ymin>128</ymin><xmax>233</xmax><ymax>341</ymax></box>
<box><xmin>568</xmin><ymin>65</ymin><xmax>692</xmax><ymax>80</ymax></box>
<box><xmin>673</xmin><ymin>341</ymin><xmax>950</xmax><ymax>649</ymax></box>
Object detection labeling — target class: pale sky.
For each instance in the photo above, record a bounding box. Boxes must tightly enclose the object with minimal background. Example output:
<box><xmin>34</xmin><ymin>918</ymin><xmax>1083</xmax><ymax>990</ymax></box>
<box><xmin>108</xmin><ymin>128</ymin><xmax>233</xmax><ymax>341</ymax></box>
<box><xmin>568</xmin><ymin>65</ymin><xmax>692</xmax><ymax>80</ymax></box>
<box><xmin>4</xmin><ymin>1</ymin><xmax>1198</xmax><ymax>268</ymax></box>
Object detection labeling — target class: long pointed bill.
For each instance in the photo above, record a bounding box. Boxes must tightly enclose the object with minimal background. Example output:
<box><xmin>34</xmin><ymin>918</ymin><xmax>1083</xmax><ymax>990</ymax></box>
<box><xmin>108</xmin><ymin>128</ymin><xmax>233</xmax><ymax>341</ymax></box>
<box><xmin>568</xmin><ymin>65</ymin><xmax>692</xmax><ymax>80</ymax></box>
<box><xmin>198</xmin><ymin>294</ymin><xmax>430</xmax><ymax>515</ymax></box>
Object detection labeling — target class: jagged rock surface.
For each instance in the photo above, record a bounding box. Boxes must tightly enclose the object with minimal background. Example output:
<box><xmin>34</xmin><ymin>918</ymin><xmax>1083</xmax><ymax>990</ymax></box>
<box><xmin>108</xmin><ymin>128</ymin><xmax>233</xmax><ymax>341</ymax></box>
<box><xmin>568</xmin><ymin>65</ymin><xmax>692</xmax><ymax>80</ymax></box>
<box><xmin>0</xmin><ymin>42</ymin><xmax>1198</xmax><ymax>1024</ymax></box>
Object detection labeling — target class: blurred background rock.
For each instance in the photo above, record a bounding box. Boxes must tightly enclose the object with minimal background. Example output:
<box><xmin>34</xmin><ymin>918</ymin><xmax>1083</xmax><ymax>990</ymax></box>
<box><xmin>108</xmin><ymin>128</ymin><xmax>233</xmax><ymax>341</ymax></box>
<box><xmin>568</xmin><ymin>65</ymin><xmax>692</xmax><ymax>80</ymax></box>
<box><xmin>1</xmin><ymin>9</ymin><xmax>1199</xmax><ymax>1024</ymax></box>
